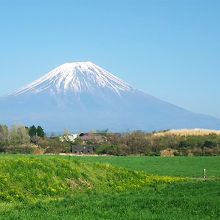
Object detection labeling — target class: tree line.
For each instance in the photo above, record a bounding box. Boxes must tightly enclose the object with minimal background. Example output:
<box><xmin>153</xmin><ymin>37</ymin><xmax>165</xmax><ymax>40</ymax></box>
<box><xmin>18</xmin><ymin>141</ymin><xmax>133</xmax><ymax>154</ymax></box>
<box><xmin>82</xmin><ymin>131</ymin><xmax>220</xmax><ymax>156</ymax></box>
<box><xmin>0</xmin><ymin>124</ymin><xmax>220</xmax><ymax>156</ymax></box>
<box><xmin>0</xmin><ymin>124</ymin><xmax>72</xmax><ymax>154</ymax></box>
<box><xmin>0</xmin><ymin>124</ymin><xmax>46</xmax><ymax>154</ymax></box>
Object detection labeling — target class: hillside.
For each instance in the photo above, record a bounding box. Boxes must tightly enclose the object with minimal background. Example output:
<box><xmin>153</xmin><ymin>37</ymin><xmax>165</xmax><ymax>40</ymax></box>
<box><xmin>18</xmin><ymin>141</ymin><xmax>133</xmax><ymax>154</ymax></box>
<box><xmin>0</xmin><ymin>156</ymin><xmax>184</xmax><ymax>203</ymax></box>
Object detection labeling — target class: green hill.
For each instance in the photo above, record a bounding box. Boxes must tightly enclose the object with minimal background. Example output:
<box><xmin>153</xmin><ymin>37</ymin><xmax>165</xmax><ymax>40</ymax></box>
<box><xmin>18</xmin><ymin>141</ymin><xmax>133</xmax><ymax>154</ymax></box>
<box><xmin>0</xmin><ymin>156</ymin><xmax>184</xmax><ymax>203</ymax></box>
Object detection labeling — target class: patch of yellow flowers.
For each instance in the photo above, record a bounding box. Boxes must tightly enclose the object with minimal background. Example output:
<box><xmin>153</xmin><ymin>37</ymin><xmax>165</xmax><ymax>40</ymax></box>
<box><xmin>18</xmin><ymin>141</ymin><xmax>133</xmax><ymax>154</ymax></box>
<box><xmin>104</xmin><ymin>167</ymin><xmax>187</xmax><ymax>192</ymax></box>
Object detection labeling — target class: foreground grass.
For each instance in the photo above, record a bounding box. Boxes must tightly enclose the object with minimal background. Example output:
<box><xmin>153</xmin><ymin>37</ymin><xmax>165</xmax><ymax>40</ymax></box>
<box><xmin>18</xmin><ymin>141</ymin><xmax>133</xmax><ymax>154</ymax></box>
<box><xmin>1</xmin><ymin>181</ymin><xmax>219</xmax><ymax>220</ymax></box>
<box><xmin>0</xmin><ymin>155</ymin><xmax>219</xmax><ymax>219</ymax></box>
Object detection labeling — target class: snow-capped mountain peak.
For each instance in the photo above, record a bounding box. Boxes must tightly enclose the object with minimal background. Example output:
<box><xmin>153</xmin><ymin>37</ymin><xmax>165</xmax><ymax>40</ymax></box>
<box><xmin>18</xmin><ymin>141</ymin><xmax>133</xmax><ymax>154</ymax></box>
<box><xmin>11</xmin><ymin>61</ymin><xmax>133</xmax><ymax>96</ymax></box>
<box><xmin>2</xmin><ymin>61</ymin><xmax>220</xmax><ymax>132</ymax></box>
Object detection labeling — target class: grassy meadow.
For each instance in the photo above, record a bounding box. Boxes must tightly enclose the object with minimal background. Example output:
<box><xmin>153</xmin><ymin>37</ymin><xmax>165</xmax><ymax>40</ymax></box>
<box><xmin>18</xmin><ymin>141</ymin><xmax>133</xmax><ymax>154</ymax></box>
<box><xmin>0</xmin><ymin>155</ymin><xmax>219</xmax><ymax>219</ymax></box>
<box><xmin>71</xmin><ymin>156</ymin><xmax>220</xmax><ymax>177</ymax></box>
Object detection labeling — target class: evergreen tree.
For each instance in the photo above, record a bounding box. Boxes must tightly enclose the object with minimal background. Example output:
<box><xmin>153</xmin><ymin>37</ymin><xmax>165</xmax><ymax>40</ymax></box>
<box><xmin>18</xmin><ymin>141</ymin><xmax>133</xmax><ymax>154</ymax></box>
<box><xmin>36</xmin><ymin>126</ymin><xmax>45</xmax><ymax>138</ymax></box>
<box><xmin>29</xmin><ymin>125</ymin><xmax>37</xmax><ymax>137</ymax></box>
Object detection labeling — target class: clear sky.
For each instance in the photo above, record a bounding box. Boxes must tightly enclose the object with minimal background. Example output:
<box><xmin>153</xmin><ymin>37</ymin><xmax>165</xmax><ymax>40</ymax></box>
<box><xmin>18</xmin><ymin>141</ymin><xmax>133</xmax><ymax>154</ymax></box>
<box><xmin>0</xmin><ymin>0</ymin><xmax>219</xmax><ymax>118</ymax></box>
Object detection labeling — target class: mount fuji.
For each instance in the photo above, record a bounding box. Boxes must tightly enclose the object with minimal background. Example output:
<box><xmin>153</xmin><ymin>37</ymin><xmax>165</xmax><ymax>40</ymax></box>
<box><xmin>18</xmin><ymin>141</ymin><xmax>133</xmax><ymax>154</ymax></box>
<box><xmin>0</xmin><ymin>61</ymin><xmax>220</xmax><ymax>132</ymax></box>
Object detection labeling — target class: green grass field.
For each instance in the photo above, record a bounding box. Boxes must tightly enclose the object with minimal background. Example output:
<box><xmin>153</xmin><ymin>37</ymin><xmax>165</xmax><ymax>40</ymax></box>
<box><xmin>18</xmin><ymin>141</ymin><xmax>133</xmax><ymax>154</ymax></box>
<box><xmin>70</xmin><ymin>156</ymin><xmax>220</xmax><ymax>177</ymax></box>
<box><xmin>0</xmin><ymin>155</ymin><xmax>219</xmax><ymax>219</ymax></box>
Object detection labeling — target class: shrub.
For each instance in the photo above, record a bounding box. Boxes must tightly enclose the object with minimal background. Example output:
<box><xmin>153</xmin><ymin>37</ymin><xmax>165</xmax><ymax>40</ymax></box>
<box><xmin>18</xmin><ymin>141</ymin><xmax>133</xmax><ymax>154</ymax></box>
<box><xmin>95</xmin><ymin>145</ymin><xmax>118</xmax><ymax>155</ymax></box>
<box><xmin>4</xmin><ymin>144</ymin><xmax>39</xmax><ymax>154</ymax></box>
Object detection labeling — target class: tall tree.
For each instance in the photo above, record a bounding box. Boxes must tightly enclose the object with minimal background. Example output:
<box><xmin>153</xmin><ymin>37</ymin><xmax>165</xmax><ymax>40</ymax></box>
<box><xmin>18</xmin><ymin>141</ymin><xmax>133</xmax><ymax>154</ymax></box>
<box><xmin>36</xmin><ymin>126</ymin><xmax>45</xmax><ymax>138</ymax></box>
<box><xmin>9</xmin><ymin>125</ymin><xmax>30</xmax><ymax>145</ymax></box>
<box><xmin>29</xmin><ymin>125</ymin><xmax>37</xmax><ymax>137</ymax></box>
<box><xmin>0</xmin><ymin>124</ymin><xmax>9</xmax><ymax>142</ymax></box>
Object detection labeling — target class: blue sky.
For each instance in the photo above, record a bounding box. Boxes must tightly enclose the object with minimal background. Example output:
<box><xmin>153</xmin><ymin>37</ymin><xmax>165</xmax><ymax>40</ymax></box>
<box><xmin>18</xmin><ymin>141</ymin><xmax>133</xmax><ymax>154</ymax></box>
<box><xmin>0</xmin><ymin>0</ymin><xmax>220</xmax><ymax>118</ymax></box>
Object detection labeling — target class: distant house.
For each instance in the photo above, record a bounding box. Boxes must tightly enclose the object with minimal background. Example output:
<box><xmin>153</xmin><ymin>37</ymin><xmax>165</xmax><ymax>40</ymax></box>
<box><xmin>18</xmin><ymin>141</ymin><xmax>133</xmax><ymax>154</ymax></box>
<box><xmin>79</xmin><ymin>133</ymin><xmax>91</xmax><ymax>141</ymax></box>
<box><xmin>79</xmin><ymin>133</ymin><xmax>88</xmax><ymax>137</ymax></box>
<box><xmin>79</xmin><ymin>133</ymin><xmax>107</xmax><ymax>144</ymax></box>
<box><xmin>71</xmin><ymin>145</ymin><xmax>95</xmax><ymax>154</ymax></box>
<box><xmin>60</xmin><ymin>134</ymin><xmax>78</xmax><ymax>143</ymax></box>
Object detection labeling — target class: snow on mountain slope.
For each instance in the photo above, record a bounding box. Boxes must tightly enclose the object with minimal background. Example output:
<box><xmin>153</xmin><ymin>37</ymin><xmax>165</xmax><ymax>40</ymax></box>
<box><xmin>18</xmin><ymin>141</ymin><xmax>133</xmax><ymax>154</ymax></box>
<box><xmin>11</xmin><ymin>62</ymin><xmax>133</xmax><ymax>96</ymax></box>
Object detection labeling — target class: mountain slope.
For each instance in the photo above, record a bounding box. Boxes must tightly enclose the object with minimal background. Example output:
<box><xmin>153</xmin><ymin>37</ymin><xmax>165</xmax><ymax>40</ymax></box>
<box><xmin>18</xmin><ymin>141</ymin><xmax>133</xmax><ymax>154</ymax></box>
<box><xmin>0</xmin><ymin>61</ymin><xmax>220</xmax><ymax>132</ymax></box>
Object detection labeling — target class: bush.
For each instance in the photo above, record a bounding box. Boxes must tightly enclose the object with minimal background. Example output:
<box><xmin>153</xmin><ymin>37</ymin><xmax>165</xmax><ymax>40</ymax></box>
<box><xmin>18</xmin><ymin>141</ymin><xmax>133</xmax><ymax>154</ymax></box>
<box><xmin>95</xmin><ymin>145</ymin><xmax>118</xmax><ymax>155</ymax></box>
<box><xmin>44</xmin><ymin>138</ymin><xmax>71</xmax><ymax>154</ymax></box>
<box><xmin>4</xmin><ymin>144</ymin><xmax>39</xmax><ymax>154</ymax></box>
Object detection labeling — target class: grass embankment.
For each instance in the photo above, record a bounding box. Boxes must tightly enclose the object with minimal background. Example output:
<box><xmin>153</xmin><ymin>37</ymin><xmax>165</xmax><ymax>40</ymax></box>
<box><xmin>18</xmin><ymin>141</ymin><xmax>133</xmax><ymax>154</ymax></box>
<box><xmin>0</xmin><ymin>156</ymin><xmax>219</xmax><ymax>219</ymax></box>
<box><xmin>0</xmin><ymin>156</ymin><xmax>184</xmax><ymax>203</ymax></box>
